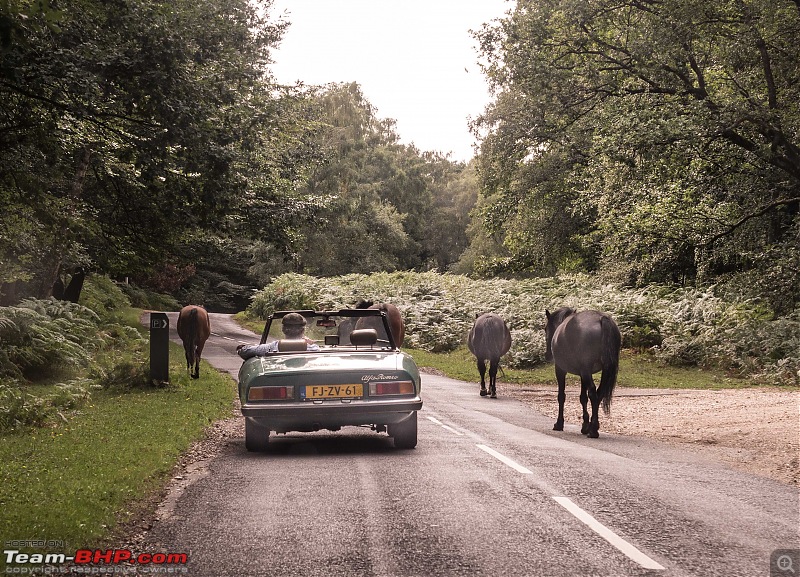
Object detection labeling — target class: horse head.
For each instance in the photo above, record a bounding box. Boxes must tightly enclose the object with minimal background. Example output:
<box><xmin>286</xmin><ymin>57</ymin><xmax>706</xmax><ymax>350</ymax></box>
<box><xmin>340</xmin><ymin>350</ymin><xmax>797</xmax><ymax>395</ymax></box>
<box><xmin>544</xmin><ymin>307</ymin><xmax>575</xmax><ymax>362</ymax></box>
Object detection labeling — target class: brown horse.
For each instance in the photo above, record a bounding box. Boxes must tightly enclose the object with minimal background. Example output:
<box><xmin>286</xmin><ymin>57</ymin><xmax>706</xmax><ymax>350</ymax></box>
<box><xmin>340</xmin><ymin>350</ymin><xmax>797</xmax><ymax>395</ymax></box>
<box><xmin>176</xmin><ymin>305</ymin><xmax>211</xmax><ymax>379</ymax></box>
<box><xmin>545</xmin><ymin>307</ymin><xmax>621</xmax><ymax>438</ymax></box>
<box><xmin>354</xmin><ymin>300</ymin><xmax>405</xmax><ymax>347</ymax></box>
<box><xmin>468</xmin><ymin>312</ymin><xmax>512</xmax><ymax>398</ymax></box>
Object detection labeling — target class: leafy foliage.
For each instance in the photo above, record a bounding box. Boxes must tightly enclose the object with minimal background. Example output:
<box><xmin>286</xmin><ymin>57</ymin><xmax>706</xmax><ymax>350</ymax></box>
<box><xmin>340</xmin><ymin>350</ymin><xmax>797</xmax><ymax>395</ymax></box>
<box><xmin>0</xmin><ymin>275</ymin><xmax>150</xmax><ymax>431</ymax></box>
<box><xmin>248</xmin><ymin>271</ymin><xmax>799</xmax><ymax>384</ymax></box>
<box><xmin>0</xmin><ymin>299</ymin><xmax>100</xmax><ymax>379</ymax></box>
<box><xmin>0</xmin><ymin>0</ymin><xmax>322</xmax><ymax>303</ymax></box>
<box><xmin>283</xmin><ymin>83</ymin><xmax>478</xmax><ymax>275</ymax></box>
<box><xmin>0</xmin><ymin>381</ymin><xmax>52</xmax><ymax>431</ymax></box>
<box><xmin>469</xmin><ymin>0</ymin><xmax>800</xmax><ymax>312</ymax></box>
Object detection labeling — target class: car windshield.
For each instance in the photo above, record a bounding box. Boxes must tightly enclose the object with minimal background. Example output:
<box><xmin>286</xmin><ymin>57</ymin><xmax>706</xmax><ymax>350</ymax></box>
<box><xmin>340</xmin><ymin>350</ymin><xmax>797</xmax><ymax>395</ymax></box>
<box><xmin>261</xmin><ymin>310</ymin><xmax>396</xmax><ymax>350</ymax></box>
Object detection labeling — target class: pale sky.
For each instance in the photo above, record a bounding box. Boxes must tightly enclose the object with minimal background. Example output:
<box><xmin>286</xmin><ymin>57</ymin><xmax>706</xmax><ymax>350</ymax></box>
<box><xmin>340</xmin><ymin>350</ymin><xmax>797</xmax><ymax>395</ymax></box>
<box><xmin>267</xmin><ymin>0</ymin><xmax>511</xmax><ymax>163</ymax></box>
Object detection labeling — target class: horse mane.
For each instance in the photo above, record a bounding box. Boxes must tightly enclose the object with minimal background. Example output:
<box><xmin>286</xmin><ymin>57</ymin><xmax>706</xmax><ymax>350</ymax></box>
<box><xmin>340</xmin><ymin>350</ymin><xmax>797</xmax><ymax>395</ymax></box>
<box><xmin>547</xmin><ymin>306</ymin><xmax>576</xmax><ymax>327</ymax></box>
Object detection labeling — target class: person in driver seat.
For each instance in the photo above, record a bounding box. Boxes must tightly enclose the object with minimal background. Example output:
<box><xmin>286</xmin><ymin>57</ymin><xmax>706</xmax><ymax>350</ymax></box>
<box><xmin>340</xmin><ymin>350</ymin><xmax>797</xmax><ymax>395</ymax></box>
<box><xmin>237</xmin><ymin>313</ymin><xmax>319</xmax><ymax>359</ymax></box>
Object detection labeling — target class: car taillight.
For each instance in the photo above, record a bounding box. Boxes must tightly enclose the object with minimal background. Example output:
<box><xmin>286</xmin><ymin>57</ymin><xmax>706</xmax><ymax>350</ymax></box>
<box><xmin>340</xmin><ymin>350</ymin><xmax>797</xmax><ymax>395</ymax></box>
<box><xmin>369</xmin><ymin>381</ymin><xmax>414</xmax><ymax>396</ymax></box>
<box><xmin>248</xmin><ymin>386</ymin><xmax>294</xmax><ymax>401</ymax></box>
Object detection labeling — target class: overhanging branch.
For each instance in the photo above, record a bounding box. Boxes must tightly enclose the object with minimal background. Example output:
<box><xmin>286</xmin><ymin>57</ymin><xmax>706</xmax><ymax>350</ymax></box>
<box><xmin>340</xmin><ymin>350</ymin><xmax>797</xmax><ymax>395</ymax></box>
<box><xmin>702</xmin><ymin>197</ymin><xmax>800</xmax><ymax>247</ymax></box>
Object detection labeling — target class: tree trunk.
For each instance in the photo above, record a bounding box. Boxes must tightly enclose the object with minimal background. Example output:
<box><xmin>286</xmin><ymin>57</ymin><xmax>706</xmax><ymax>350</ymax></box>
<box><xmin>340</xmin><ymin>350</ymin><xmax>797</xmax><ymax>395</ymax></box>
<box><xmin>63</xmin><ymin>269</ymin><xmax>86</xmax><ymax>303</ymax></box>
<box><xmin>37</xmin><ymin>146</ymin><xmax>93</xmax><ymax>299</ymax></box>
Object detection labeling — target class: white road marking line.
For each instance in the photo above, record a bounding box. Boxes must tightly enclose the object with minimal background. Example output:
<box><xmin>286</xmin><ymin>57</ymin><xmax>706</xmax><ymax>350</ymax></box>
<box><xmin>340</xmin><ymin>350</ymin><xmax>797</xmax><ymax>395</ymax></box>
<box><xmin>473</xmin><ymin>443</ymin><xmax>665</xmax><ymax>570</ymax></box>
<box><xmin>426</xmin><ymin>416</ymin><xmax>463</xmax><ymax>436</ymax></box>
<box><xmin>211</xmin><ymin>333</ymin><xmax>236</xmax><ymax>341</ymax></box>
<box><xmin>553</xmin><ymin>496</ymin><xmax>665</xmax><ymax>571</ymax></box>
<box><xmin>476</xmin><ymin>444</ymin><xmax>533</xmax><ymax>475</ymax></box>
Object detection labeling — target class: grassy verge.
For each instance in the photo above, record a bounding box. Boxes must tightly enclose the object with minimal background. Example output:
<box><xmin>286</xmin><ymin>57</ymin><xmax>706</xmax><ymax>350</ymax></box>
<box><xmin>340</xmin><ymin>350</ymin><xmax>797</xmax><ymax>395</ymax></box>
<box><xmin>0</xmin><ymin>340</ymin><xmax>235</xmax><ymax>557</ymax></box>
<box><xmin>406</xmin><ymin>347</ymin><xmax>760</xmax><ymax>390</ymax></box>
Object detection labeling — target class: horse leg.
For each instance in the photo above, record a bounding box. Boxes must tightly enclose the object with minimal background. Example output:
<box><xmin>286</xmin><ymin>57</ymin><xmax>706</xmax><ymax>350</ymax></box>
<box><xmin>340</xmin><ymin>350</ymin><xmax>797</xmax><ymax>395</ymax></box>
<box><xmin>478</xmin><ymin>359</ymin><xmax>488</xmax><ymax>396</ymax></box>
<box><xmin>489</xmin><ymin>358</ymin><xmax>499</xmax><ymax>398</ymax></box>
<box><xmin>579</xmin><ymin>378</ymin><xmax>590</xmax><ymax>435</ymax></box>
<box><xmin>184</xmin><ymin>347</ymin><xmax>193</xmax><ymax>376</ymax></box>
<box><xmin>192</xmin><ymin>341</ymin><xmax>206</xmax><ymax>379</ymax></box>
<box><xmin>553</xmin><ymin>366</ymin><xmax>567</xmax><ymax>431</ymax></box>
<box><xmin>192</xmin><ymin>349</ymin><xmax>200</xmax><ymax>379</ymax></box>
<box><xmin>585</xmin><ymin>374</ymin><xmax>600</xmax><ymax>438</ymax></box>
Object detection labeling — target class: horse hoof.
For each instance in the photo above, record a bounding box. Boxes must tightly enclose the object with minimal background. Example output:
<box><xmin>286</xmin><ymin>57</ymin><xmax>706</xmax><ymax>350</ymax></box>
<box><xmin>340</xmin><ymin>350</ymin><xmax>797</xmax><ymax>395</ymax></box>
<box><xmin>191</xmin><ymin>374</ymin><xmax>199</xmax><ymax>380</ymax></box>
<box><xmin>581</xmin><ymin>426</ymin><xmax>590</xmax><ymax>435</ymax></box>
<box><xmin>480</xmin><ymin>389</ymin><xmax>488</xmax><ymax>397</ymax></box>
<box><xmin>588</xmin><ymin>430</ymin><xmax>599</xmax><ymax>439</ymax></box>
<box><xmin>553</xmin><ymin>422</ymin><xmax>564</xmax><ymax>431</ymax></box>
<box><xmin>490</xmin><ymin>392</ymin><xmax>497</xmax><ymax>399</ymax></box>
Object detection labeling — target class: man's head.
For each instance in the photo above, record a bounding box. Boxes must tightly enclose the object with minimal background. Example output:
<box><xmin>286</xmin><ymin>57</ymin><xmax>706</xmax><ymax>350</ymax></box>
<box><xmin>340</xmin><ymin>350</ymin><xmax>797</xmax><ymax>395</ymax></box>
<box><xmin>281</xmin><ymin>313</ymin><xmax>307</xmax><ymax>339</ymax></box>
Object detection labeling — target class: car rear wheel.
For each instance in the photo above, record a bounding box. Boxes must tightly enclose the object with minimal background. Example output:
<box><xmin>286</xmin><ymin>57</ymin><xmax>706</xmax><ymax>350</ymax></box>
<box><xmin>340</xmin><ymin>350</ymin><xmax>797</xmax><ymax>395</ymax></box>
<box><xmin>245</xmin><ymin>418</ymin><xmax>270</xmax><ymax>452</ymax></box>
<box><xmin>389</xmin><ymin>412</ymin><xmax>417</xmax><ymax>449</ymax></box>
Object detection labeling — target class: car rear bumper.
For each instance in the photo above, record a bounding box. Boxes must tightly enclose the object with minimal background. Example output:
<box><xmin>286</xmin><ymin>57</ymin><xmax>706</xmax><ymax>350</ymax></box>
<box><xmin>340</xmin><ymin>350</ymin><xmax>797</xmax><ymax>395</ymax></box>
<box><xmin>241</xmin><ymin>397</ymin><xmax>423</xmax><ymax>432</ymax></box>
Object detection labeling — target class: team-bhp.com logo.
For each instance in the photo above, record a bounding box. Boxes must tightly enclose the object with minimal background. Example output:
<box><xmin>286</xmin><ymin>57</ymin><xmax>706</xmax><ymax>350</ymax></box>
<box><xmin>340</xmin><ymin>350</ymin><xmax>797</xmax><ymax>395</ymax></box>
<box><xmin>4</xmin><ymin>548</ymin><xmax>188</xmax><ymax>573</ymax></box>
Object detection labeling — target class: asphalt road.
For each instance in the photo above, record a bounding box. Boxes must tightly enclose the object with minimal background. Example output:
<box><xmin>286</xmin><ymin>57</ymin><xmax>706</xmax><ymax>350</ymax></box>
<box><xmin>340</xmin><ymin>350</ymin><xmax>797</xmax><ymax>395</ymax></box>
<box><xmin>142</xmin><ymin>312</ymin><xmax>799</xmax><ymax>577</ymax></box>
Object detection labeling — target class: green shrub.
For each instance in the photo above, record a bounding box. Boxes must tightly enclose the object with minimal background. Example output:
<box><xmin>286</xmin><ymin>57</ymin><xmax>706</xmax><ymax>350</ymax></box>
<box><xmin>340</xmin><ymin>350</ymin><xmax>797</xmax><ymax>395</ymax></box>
<box><xmin>79</xmin><ymin>276</ymin><xmax>131</xmax><ymax>321</ymax></box>
<box><xmin>49</xmin><ymin>379</ymin><xmax>93</xmax><ymax>409</ymax></box>
<box><xmin>247</xmin><ymin>272</ymin><xmax>799</xmax><ymax>384</ymax></box>
<box><xmin>0</xmin><ymin>299</ymin><xmax>100</xmax><ymax>379</ymax></box>
<box><xmin>118</xmin><ymin>282</ymin><xmax>181</xmax><ymax>311</ymax></box>
<box><xmin>0</xmin><ymin>380</ymin><xmax>51</xmax><ymax>430</ymax></box>
<box><xmin>91</xmin><ymin>337</ymin><xmax>153</xmax><ymax>390</ymax></box>
<box><xmin>0</xmin><ymin>378</ymin><xmax>93</xmax><ymax>432</ymax></box>
<box><xmin>0</xmin><ymin>293</ymin><xmax>156</xmax><ymax>431</ymax></box>
<box><xmin>249</xmin><ymin>273</ymin><xmax>320</xmax><ymax>318</ymax></box>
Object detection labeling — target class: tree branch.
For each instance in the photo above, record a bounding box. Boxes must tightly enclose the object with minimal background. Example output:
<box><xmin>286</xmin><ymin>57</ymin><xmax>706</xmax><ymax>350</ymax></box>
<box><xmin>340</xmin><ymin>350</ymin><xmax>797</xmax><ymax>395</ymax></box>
<box><xmin>702</xmin><ymin>197</ymin><xmax>800</xmax><ymax>247</ymax></box>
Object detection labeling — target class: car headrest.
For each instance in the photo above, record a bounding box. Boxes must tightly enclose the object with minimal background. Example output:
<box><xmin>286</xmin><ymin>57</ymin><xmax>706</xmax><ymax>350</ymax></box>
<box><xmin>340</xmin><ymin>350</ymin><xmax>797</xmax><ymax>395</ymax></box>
<box><xmin>277</xmin><ymin>339</ymin><xmax>307</xmax><ymax>352</ymax></box>
<box><xmin>349</xmin><ymin>329</ymin><xmax>378</xmax><ymax>347</ymax></box>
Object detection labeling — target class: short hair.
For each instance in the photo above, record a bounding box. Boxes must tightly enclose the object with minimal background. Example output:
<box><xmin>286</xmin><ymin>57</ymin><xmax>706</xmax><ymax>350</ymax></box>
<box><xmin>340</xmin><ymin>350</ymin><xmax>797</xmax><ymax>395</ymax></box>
<box><xmin>281</xmin><ymin>313</ymin><xmax>306</xmax><ymax>338</ymax></box>
<box><xmin>281</xmin><ymin>313</ymin><xmax>307</xmax><ymax>327</ymax></box>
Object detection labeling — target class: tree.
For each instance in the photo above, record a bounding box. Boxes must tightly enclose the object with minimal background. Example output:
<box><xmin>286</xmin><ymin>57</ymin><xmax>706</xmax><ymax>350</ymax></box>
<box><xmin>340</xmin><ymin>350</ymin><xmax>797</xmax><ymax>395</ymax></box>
<box><xmin>424</xmin><ymin>157</ymin><xmax>479</xmax><ymax>271</ymax></box>
<box><xmin>0</xmin><ymin>0</ymin><xmax>321</xmax><ymax>304</ymax></box>
<box><xmin>472</xmin><ymin>0</ymin><xmax>800</xmax><ymax>306</ymax></box>
<box><xmin>285</xmin><ymin>83</ymin><xmax>475</xmax><ymax>276</ymax></box>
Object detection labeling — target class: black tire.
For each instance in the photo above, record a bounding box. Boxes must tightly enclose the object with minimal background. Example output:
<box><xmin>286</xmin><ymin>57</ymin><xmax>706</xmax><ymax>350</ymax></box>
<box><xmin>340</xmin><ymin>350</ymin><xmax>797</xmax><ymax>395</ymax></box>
<box><xmin>245</xmin><ymin>418</ymin><xmax>270</xmax><ymax>452</ymax></box>
<box><xmin>390</xmin><ymin>412</ymin><xmax>418</xmax><ymax>449</ymax></box>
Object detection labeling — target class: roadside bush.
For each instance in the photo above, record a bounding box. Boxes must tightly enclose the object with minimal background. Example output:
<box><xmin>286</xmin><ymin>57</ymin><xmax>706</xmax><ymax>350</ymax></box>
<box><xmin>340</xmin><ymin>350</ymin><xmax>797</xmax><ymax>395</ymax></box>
<box><xmin>249</xmin><ymin>273</ymin><xmax>320</xmax><ymax>318</ymax></box>
<box><xmin>94</xmin><ymin>354</ymin><xmax>151</xmax><ymax>390</ymax></box>
<box><xmin>0</xmin><ymin>378</ymin><xmax>93</xmax><ymax>432</ymax></box>
<box><xmin>247</xmin><ymin>272</ymin><xmax>799</xmax><ymax>384</ymax></box>
<box><xmin>118</xmin><ymin>283</ymin><xmax>181</xmax><ymax>311</ymax></box>
<box><xmin>0</xmin><ymin>299</ymin><xmax>99</xmax><ymax>379</ymax></box>
<box><xmin>79</xmin><ymin>276</ymin><xmax>131</xmax><ymax>321</ymax></box>
<box><xmin>0</xmin><ymin>380</ymin><xmax>51</xmax><ymax>430</ymax></box>
<box><xmin>49</xmin><ymin>379</ymin><xmax>94</xmax><ymax>410</ymax></box>
<box><xmin>0</xmin><ymin>285</ymin><xmax>157</xmax><ymax>431</ymax></box>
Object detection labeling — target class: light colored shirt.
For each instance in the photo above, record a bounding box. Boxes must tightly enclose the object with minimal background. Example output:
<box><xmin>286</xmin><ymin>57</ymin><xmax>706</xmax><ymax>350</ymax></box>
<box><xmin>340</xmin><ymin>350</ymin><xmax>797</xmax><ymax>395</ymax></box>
<box><xmin>237</xmin><ymin>341</ymin><xmax>319</xmax><ymax>359</ymax></box>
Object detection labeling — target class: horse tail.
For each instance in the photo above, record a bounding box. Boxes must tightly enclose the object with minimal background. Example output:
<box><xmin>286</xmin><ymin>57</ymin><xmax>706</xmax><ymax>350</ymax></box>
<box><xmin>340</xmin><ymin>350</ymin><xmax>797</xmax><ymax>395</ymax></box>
<box><xmin>185</xmin><ymin>307</ymin><xmax>198</xmax><ymax>368</ymax></box>
<box><xmin>599</xmin><ymin>315</ymin><xmax>621</xmax><ymax>413</ymax></box>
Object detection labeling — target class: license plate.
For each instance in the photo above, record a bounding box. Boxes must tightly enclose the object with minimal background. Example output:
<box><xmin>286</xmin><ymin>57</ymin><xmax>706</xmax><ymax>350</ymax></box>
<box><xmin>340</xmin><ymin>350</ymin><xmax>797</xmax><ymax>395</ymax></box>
<box><xmin>302</xmin><ymin>384</ymin><xmax>363</xmax><ymax>399</ymax></box>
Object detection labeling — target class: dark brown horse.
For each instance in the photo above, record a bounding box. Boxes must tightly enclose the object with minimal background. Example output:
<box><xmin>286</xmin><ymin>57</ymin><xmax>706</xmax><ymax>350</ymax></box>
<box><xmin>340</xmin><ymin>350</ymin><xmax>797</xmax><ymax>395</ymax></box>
<box><xmin>468</xmin><ymin>313</ymin><xmax>512</xmax><ymax>398</ymax></box>
<box><xmin>545</xmin><ymin>307</ymin><xmax>621</xmax><ymax>438</ymax></box>
<box><xmin>354</xmin><ymin>300</ymin><xmax>405</xmax><ymax>347</ymax></box>
<box><xmin>176</xmin><ymin>305</ymin><xmax>211</xmax><ymax>379</ymax></box>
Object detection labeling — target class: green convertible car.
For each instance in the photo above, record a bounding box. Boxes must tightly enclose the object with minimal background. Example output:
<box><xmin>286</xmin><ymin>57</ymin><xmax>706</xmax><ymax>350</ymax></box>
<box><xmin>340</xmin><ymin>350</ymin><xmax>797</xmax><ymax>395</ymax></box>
<box><xmin>237</xmin><ymin>309</ymin><xmax>423</xmax><ymax>451</ymax></box>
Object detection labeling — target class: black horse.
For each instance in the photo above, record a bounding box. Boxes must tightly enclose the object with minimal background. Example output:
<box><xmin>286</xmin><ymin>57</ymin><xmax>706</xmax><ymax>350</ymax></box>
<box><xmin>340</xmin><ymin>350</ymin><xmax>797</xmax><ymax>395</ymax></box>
<box><xmin>468</xmin><ymin>312</ymin><xmax>512</xmax><ymax>398</ymax></box>
<box><xmin>544</xmin><ymin>307</ymin><xmax>621</xmax><ymax>438</ymax></box>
